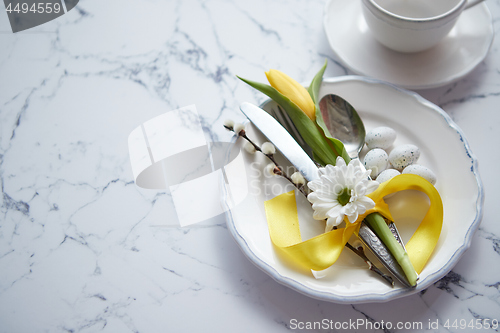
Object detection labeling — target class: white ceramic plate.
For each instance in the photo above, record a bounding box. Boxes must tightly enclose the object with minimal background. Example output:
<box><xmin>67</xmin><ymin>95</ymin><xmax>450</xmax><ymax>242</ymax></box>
<box><xmin>323</xmin><ymin>0</ymin><xmax>494</xmax><ymax>89</ymax></box>
<box><xmin>223</xmin><ymin>76</ymin><xmax>484</xmax><ymax>303</ymax></box>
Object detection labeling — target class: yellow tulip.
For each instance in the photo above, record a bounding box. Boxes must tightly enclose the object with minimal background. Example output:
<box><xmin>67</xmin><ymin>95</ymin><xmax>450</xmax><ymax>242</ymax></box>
<box><xmin>265</xmin><ymin>69</ymin><xmax>316</xmax><ymax>121</ymax></box>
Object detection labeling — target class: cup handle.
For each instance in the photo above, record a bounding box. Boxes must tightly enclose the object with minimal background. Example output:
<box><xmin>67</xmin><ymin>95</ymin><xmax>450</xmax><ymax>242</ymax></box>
<box><xmin>464</xmin><ymin>0</ymin><xmax>485</xmax><ymax>9</ymax></box>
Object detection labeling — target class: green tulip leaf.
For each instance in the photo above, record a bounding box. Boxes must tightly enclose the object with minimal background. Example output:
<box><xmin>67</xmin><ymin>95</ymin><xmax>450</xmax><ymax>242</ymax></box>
<box><xmin>307</xmin><ymin>60</ymin><xmax>351</xmax><ymax>165</ymax></box>
<box><xmin>237</xmin><ymin>76</ymin><xmax>339</xmax><ymax>166</ymax></box>
<box><xmin>307</xmin><ymin>59</ymin><xmax>327</xmax><ymax>106</ymax></box>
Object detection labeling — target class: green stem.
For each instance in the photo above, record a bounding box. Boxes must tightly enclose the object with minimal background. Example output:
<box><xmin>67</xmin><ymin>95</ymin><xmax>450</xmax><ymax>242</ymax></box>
<box><xmin>364</xmin><ymin>213</ymin><xmax>418</xmax><ymax>287</ymax></box>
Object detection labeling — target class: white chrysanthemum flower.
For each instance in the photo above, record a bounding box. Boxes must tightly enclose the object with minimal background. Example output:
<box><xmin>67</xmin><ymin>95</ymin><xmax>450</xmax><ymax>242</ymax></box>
<box><xmin>307</xmin><ymin>156</ymin><xmax>379</xmax><ymax>232</ymax></box>
<box><xmin>243</xmin><ymin>141</ymin><xmax>256</xmax><ymax>154</ymax></box>
<box><xmin>261</xmin><ymin>142</ymin><xmax>276</xmax><ymax>155</ymax></box>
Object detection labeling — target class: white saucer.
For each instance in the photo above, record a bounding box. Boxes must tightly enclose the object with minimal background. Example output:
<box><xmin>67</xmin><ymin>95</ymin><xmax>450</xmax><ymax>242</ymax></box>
<box><xmin>323</xmin><ymin>0</ymin><xmax>494</xmax><ymax>89</ymax></box>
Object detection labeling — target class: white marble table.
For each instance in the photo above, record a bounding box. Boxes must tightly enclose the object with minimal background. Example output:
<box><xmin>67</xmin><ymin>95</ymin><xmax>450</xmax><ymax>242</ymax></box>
<box><xmin>1</xmin><ymin>0</ymin><xmax>499</xmax><ymax>332</ymax></box>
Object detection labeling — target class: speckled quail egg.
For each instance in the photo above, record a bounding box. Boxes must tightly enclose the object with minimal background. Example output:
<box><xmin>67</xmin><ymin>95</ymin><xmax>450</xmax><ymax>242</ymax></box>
<box><xmin>363</xmin><ymin>148</ymin><xmax>388</xmax><ymax>178</ymax></box>
<box><xmin>402</xmin><ymin>164</ymin><xmax>437</xmax><ymax>185</ymax></box>
<box><xmin>376</xmin><ymin>168</ymin><xmax>401</xmax><ymax>183</ymax></box>
<box><xmin>388</xmin><ymin>144</ymin><xmax>420</xmax><ymax>170</ymax></box>
<box><xmin>365</xmin><ymin>127</ymin><xmax>397</xmax><ymax>150</ymax></box>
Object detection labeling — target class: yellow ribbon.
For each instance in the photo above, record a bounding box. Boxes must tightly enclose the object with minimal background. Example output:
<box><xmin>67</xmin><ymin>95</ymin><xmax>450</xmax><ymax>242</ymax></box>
<box><xmin>264</xmin><ymin>174</ymin><xmax>443</xmax><ymax>274</ymax></box>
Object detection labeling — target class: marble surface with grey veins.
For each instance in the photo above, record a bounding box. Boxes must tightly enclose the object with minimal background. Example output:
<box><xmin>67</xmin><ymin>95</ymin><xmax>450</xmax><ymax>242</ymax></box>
<box><xmin>1</xmin><ymin>0</ymin><xmax>500</xmax><ymax>332</ymax></box>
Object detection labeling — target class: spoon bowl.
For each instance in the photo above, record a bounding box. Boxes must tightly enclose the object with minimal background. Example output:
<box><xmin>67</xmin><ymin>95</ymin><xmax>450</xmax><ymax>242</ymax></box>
<box><xmin>270</xmin><ymin>94</ymin><xmax>365</xmax><ymax>161</ymax></box>
<box><xmin>319</xmin><ymin>94</ymin><xmax>366</xmax><ymax>159</ymax></box>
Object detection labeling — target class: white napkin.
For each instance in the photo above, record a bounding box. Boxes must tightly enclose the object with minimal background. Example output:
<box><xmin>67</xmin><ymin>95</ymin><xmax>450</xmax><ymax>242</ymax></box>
<box><xmin>128</xmin><ymin>105</ymin><xmax>248</xmax><ymax>226</ymax></box>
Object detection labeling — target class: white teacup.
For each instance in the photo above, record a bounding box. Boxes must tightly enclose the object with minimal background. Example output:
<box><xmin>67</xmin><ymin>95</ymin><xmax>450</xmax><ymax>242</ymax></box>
<box><xmin>361</xmin><ymin>0</ymin><xmax>485</xmax><ymax>53</ymax></box>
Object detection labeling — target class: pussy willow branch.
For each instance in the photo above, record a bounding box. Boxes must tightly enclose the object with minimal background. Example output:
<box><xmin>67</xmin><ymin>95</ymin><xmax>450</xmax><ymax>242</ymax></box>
<box><xmin>227</xmin><ymin>126</ymin><xmax>308</xmax><ymax>197</ymax></box>
<box><xmin>227</xmin><ymin>124</ymin><xmax>394</xmax><ymax>287</ymax></box>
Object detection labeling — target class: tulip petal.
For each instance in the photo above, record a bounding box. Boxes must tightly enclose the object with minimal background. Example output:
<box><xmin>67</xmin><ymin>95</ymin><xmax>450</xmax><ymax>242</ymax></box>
<box><xmin>265</xmin><ymin>69</ymin><xmax>316</xmax><ymax>120</ymax></box>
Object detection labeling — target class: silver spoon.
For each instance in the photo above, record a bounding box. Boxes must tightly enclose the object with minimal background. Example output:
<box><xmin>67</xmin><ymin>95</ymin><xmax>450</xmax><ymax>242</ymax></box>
<box><xmin>318</xmin><ymin>94</ymin><xmax>413</xmax><ymax>287</ymax></box>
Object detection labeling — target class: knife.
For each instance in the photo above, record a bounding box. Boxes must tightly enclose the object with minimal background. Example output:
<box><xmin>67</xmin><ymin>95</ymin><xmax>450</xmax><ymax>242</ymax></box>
<box><xmin>240</xmin><ymin>102</ymin><xmax>413</xmax><ymax>287</ymax></box>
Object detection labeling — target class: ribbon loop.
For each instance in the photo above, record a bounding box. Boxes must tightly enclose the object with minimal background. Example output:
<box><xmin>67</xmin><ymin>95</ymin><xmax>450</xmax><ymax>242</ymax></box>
<box><xmin>264</xmin><ymin>174</ymin><xmax>443</xmax><ymax>274</ymax></box>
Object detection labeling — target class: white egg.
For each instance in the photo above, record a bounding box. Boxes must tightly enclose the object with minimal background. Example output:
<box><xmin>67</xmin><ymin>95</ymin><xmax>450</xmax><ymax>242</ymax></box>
<box><xmin>366</xmin><ymin>126</ymin><xmax>397</xmax><ymax>150</ymax></box>
<box><xmin>363</xmin><ymin>148</ymin><xmax>388</xmax><ymax>178</ymax></box>
<box><xmin>376</xmin><ymin>168</ymin><xmax>400</xmax><ymax>183</ymax></box>
<box><xmin>402</xmin><ymin>164</ymin><xmax>437</xmax><ymax>185</ymax></box>
<box><xmin>388</xmin><ymin>144</ymin><xmax>420</xmax><ymax>170</ymax></box>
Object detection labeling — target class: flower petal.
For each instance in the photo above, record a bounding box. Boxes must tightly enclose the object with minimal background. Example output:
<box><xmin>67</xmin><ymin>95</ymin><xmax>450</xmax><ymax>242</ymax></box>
<box><xmin>265</xmin><ymin>69</ymin><xmax>316</xmax><ymax>120</ymax></box>
<box><xmin>365</xmin><ymin>180</ymin><xmax>380</xmax><ymax>194</ymax></box>
<box><xmin>335</xmin><ymin>156</ymin><xmax>346</xmax><ymax>167</ymax></box>
<box><xmin>309</xmin><ymin>158</ymin><xmax>379</xmax><ymax>229</ymax></box>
